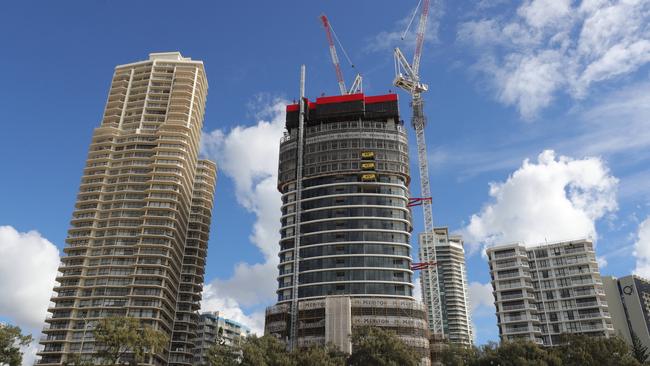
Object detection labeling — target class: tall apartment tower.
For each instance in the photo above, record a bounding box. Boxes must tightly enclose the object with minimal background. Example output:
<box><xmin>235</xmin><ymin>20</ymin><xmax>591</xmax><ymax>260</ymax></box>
<box><xmin>486</xmin><ymin>239</ymin><xmax>614</xmax><ymax>346</ymax></box>
<box><xmin>603</xmin><ymin>275</ymin><xmax>650</xmax><ymax>350</ymax></box>
<box><xmin>419</xmin><ymin>228</ymin><xmax>472</xmax><ymax>345</ymax></box>
<box><xmin>38</xmin><ymin>52</ymin><xmax>217</xmax><ymax>366</ymax></box>
<box><xmin>264</xmin><ymin>93</ymin><xmax>430</xmax><ymax>365</ymax></box>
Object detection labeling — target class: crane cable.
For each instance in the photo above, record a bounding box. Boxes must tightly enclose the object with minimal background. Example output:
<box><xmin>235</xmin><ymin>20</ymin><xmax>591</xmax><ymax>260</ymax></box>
<box><xmin>328</xmin><ymin>21</ymin><xmax>356</xmax><ymax>70</ymax></box>
<box><xmin>401</xmin><ymin>0</ymin><xmax>423</xmax><ymax>40</ymax></box>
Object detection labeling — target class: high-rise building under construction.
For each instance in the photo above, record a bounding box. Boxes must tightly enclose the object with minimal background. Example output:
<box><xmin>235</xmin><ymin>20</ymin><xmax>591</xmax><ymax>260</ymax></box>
<box><xmin>37</xmin><ymin>52</ymin><xmax>216</xmax><ymax>366</ymax></box>
<box><xmin>264</xmin><ymin>92</ymin><xmax>430</xmax><ymax>364</ymax></box>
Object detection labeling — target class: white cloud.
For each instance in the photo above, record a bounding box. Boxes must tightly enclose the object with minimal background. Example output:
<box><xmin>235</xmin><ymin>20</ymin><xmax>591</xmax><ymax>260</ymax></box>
<box><xmin>496</xmin><ymin>50</ymin><xmax>564</xmax><ymax>119</ymax></box>
<box><xmin>518</xmin><ymin>0</ymin><xmax>572</xmax><ymax>29</ymax></box>
<box><xmin>0</xmin><ymin>226</ymin><xmax>60</xmax><ymax>332</ymax></box>
<box><xmin>201</xmin><ymin>283</ymin><xmax>266</xmax><ymax>335</ymax></box>
<box><xmin>633</xmin><ymin>217</ymin><xmax>650</xmax><ymax>278</ymax></box>
<box><xmin>205</xmin><ymin>261</ymin><xmax>277</xmax><ymax>308</ymax></box>
<box><xmin>200</xmin><ymin>98</ymin><xmax>287</xmax><ymax>331</ymax></box>
<box><xmin>458</xmin><ymin>0</ymin><xmax>650</xmax><ymax>119</ymax></box>
<box><xmin>364</xmin><ymin>0</ymin><xmax>442</xmax><ymax>53</ymax></box>
<box><xmin>413</xmin><ymin>277</ymin><xmax>423</xmax><ymax>303</ymax></box>
<box><xmin>572</xmin><ymin>81</ymin><xmax>650</xmax><ymax>158</ymax></box>
<box><xmin>21</xmin><ymin>340</ymin><xmax>40</xmax><ymax>366</ymax></box>
<box><xmin>464</xmin><ymin>150</ymin><xmax>618</xmax><ymax>253</ymax></box>
<box><xmin>597</xmin><ymin>256</ymin><xmax>608</xmax><ymax>269</ymax></box>
<box><xmin>468</xmin><ymin>281</ymin><xmax>494</xmax><ymax>315</ymax></box>
<box><xmin>468</xmin><ymin>281</ymin><xmax>495</xmax><ymax>342</ymax></box>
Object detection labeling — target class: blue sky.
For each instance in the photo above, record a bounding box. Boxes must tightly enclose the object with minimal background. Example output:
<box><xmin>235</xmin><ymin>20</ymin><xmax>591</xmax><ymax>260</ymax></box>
<box><xmin>1</xmin><ymin>0</ymin><xmax>650</xmax><ymax>353</ymax></box>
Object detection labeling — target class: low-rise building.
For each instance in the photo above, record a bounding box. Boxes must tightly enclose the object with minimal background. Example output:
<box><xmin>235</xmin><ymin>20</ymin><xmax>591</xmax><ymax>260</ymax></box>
<box><xmin>194</xmin><ymin>311</ymin><xmax>251</xmax><ymax>365</ymax></box>
<box><xmin>486</xmin><ymin>239</ymin><xmax>614</xmax><ymax>346</ymax></box>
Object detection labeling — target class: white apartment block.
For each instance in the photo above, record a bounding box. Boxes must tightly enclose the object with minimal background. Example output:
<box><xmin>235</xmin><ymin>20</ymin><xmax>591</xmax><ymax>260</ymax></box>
<box><xmin>419</xmin><ymin>228</ymin><xmax>473</xmax><ymax>345</ymax></box>
<box><xmin>486</xmin><ymin>239</ymin><xmax>614</xmax><ymax>346</ymax></box>
<box><xmin>194</xmin><ymin>312</ymin><xmax>251</xmax><ymax>365</ymax></box>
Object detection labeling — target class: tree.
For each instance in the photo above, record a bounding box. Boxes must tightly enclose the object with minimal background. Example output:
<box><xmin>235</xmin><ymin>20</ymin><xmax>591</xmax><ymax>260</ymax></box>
<box><xmin>93</xmin><ymin>317</ymin><xmax>168</xmax><ymax>365</ymax></box>
<box><xmin>63</xmin><ymin>353</ymin><xmax>94</xmax><ymax>366</ymax></box>
<box><xmin>550</xmin><ymin>333</ymin><xmax>640</xmax><ymax>366</ymax></box>
<box><xmin>0</xmin><ymin>324</ymin><xmax>32</xmax><ymax>366</ymax></box>
<box><xmin>292</xmin><ymin>344</ymin><xmax>347</xmax><ymax>366</ymax></box>
<box><xmin>477</xmin><ymin>340</ymin><xmax>561</xmax><ymax>366</ymax></box>
<box><xmin>206</xmin><ymin>341</ymin><xmax>241</xmax><ymax>366</ymax></box>
<box><xmin>438</xmin><ymin>343</ymin><xmax>480</xmax><ymax>366</ymax></box>
<box><xmin>346</xmin><ymin>326</ymin><xmax>418</xmax><ymax>366</ymax></box>
<box><xmin>239</xmin><ymin>335</ymin><xmax>294</xmax><ymax>366</ymax></box>
<box><xmin>631</xmin><ymin>330</ymin><xmax>649</xmax><ymax>364</ymax></box>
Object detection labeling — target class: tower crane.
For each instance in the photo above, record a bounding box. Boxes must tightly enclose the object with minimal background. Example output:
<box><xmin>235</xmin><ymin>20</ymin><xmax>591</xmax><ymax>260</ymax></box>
<box><xmin>320</xmin><ymin>14</ymin><xmax>362</xmax><ymax>95</ymax></box>
<box><xmin>392</xmin><ymin>0</ymin><xmax>445</xmax><ymax>337</ymax></box>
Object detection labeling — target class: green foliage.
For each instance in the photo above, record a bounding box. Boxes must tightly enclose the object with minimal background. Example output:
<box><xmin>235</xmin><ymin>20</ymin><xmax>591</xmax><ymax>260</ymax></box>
<box><xmin>479</xmin><ymin>341</ymin><xmax>561</xmax><ymax>366</ymax></box>
<box><xmin>93</xmin><ymin>316</ymin><xmax>168</xmax><ymax>365</ymax></box>
<box><xmin>437</xmin><ymin>343</ymin><xmax>480</xmax><ymax>366</ymax></box>
<box><xmin>207</xmin><ymin>328</ymin><xmax>410</xmax><ymax>366</ymax></box>
<box><xmin>549</xmin><ymin>334</ymin><xmax>640</xmax><ymax>366</ymax></box>
<box><xmin>439</xmin><ymin>333</ymin><xmax>647</xmax><ymax>366</ymax></box>
<box><xmin>62</xmin><ymin>353</ymin><xmax>94</xmax><ymax>366</ymax></box>
<box><xmin>346</xmin><ymin>326</ymin><xmax>418</xmax><ymax>366</ymax></box>
<box><xmin>239</xmin><ymin>335</ymin><xmax>294</xmax><ymax>366</ymax></box>
<box><xmin>293</xmin><ymin>344</ymin><xmax>346</xmax><ymax>366</ymax></box>
<box><xmin>206</xmin><ymin>340</ymin><xmax>241</xmax><ymax>366</ymax></box>
<box><xmin>631</xmin><ymin>330</ymin><xmax>650</xmax><ymax>364</ymax></box>
<box><xmin>0</xmin><ymin>324</ymin><xmax>32</xmax><ymax>366</ymax></box>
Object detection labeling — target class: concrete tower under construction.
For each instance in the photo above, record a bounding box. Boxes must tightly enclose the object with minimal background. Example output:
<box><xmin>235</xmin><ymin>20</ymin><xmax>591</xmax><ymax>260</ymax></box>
<box><xmin>38</xmin><ymin>52</ymin><xmax>216</xmax><ymax>366</ymax></box>
<box><xmin>264</xmin><ymin>92</ymin><xmax>430</xmax><ymax>363</ymax></box>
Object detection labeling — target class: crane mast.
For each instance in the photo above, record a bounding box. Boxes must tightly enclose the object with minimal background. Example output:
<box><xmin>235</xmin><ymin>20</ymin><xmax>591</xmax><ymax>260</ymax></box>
<box><xmin>289</xmin><ymin>65</ymin><xmax>306</xmax><ymax>351</ymax></box>
<box><xmin>392</xmin><ymin>0</ymin><xmax>444</xmax><ymax>337</ymax></box>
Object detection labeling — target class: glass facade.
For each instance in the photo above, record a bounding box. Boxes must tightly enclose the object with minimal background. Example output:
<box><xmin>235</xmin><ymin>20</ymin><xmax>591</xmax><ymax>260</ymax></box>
<box><xmin>276</xmin><ymin>116</ymin><xmax>414</xmax><ymax>302</ymax></box>
<box><xmin>265</xmin><ymin>94</ymin><xmax>430</xmax><ymax>364</ymax></box>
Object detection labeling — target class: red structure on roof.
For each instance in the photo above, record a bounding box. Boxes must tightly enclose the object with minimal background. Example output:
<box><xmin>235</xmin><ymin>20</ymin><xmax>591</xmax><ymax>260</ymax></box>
<box><xmin>285</xmin><ymin>93</ymin><xmax>397</xmax><ymax>112</ymax></box>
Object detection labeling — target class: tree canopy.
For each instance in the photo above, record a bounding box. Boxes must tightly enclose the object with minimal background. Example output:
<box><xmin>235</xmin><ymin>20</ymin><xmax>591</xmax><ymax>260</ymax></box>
<box><xmin>347</xmin><ymin>326</ymin><xmax>419</xmax><ymax>366</ymax></box>
<box><xmin>438</xmin><ymin>333</ymin><xmax>645</xmax><ymax>366</ymax></box>
<box><xmin>206</xmin><ymin>327</ymin><xmax>412</xmax><ymax>366</ymax></box>
<box><xmin>92</xmin><ymin>316</ymin><xmax>168</xmax><ymax>365</ymax></box>
<box><xmin>631</xmin><ymin>330</ymin><xmax>649</xmax><ymax>364</ymax></box>
<box><xmin>0</xmin><ymin>324</ymin><xmax>32</xmax><ymax>366</ymax></box>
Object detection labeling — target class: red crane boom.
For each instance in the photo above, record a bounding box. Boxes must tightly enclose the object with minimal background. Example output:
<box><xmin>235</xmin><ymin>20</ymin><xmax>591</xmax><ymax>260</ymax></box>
<box><xmin>320</xmin><ymin>14</ymin><xmax>347</xmax><ymax>95</ymax></box>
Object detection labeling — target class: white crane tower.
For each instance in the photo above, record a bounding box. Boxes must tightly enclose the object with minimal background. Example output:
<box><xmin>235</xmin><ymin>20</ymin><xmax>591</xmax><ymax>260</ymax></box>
<box><xmin>392</xmin><ymin>0</ymin><xmax>444</xmax><ymax>337</ymax></box>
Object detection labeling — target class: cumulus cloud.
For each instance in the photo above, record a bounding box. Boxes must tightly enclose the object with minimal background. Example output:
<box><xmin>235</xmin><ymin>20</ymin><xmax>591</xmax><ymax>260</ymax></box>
<box><xmin>0</xmin><ymin>226</ymin><xmax>60</xmax><ymax>331</ymax></box>
<box><xmin>413</xmin><ymin>277</ymin><xmax>423</xmax><ymax>303</ymax></box>
<box><xmin>365</xmin><ymin>0</ymin><xmax>442</xmax><ymax>53</ymax></box>
<box><xmin>468</xmin><ymin>281</ymin><xmax>494</xmax><ymax>315</ymax></box>
<box><xmin>21</xmin><ymin>340</ymin><xmax>40</xmax><ymax>366</ymax></box>
<box><xmin>458</xmin><ymin>0</ymin><xmax>650</xmax><ymax>119</ymax></box>
<box><xmin>200</xmin><ymin>98</ymin><xmax>287</xmax><ymax>332</ymax></box>
<box><xmin>468</xmin><ymin>281</ymin><xmax>495</xmax><ymax>342</ymax></box>
<box><xmin>634</xmin><ymin>217</ymin><xmax>650</xmax><ymax>278</ymax></box>
<box><xmin>201</xmin><ymin>283</ymin><xmax>266</xmax><ymax>335</ymax></box>
<box><xmin>572</xmin><ymin>81</ymin><xmax>650</xmax><ymax>158</ymax></box>
<box><xmin>464</xmin><ymin>150</ymin><xmax>618</xmax><ymax>253</ymax></box>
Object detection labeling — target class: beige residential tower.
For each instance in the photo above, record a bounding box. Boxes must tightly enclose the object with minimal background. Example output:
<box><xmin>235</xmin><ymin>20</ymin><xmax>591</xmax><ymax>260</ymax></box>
<box><xmin>38</xmin><ymin>52</ymin><xmax>216</xmax><ymax>366</ymax></box>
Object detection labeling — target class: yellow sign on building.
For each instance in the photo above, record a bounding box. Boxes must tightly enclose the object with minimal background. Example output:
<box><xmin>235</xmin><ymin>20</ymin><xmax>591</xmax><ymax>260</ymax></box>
<box><xmin>361</xmin><ymin>173</ymin><xmax>377</xmax><ymax>182</ymax></box>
